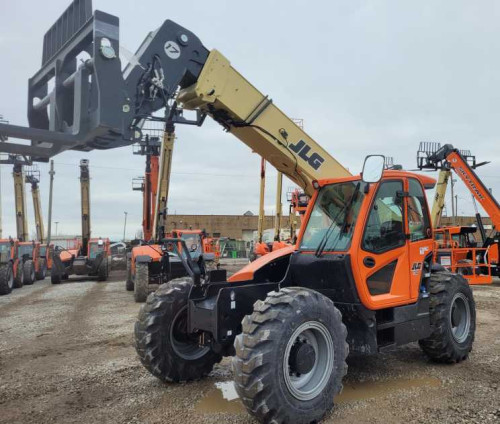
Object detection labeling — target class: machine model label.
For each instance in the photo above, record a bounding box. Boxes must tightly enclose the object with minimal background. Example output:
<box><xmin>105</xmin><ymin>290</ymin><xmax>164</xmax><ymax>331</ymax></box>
<box><xmin>456</xmin><ymin>166</ymin><xmax>485</xmax><ymax>200</ymax></box>
<box><xmin>289</xmin><ymin>139</ymin><xmax>325</xmax><ymax>170</ymax></box>
<box><xmin>411</xmin><ymin>262</ymin><xmax>422</xmax><ymax>275</ymax></box>
<box><xmin>164</xmin><ymin>41</ymin><xmax>181</xmax><ymax>59</ymax></box>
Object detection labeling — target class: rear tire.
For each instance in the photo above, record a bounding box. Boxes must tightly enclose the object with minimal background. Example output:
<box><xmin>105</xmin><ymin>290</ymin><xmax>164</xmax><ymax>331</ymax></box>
<box><xmin>134</xmin><ymin>278</ymin><xmax>222</xmax><ymax>382</ymax></box>
<box><xmin>125</xmin><ymin>257</ymin><xmax>134</xmax><ymax>291</ymax></box>
<box><xmin>35</xmin><ymin>258</ymin><xmax>47</xmax><ymax>280</ymax></box>
<box><xmin>419</xmin><ymin>271</ymin><xmax>476</xmax><ymax>363</ymax></box>
<box><xmin>23</xmin><ymin>260</ymin><xmax>36</xmax><ymax>285</ymax></box>
<box><xmin>0</xmin><ymin>263</ymin><xmax>14</xmax><ymax>295</ymax></box>
<box><xmin>134</xmin><ymin>262</ymin><xmax>149</xmax><ymax>303</ymax></box>
<box><xmin>233</xmin><ymin>287</ymin><xmax>348</xmax><ymax>424</ymax></box>
<box><xmin>13</xmin><ymin>262</ymin><xmax>24</xmax><ymax>288</ymax></box>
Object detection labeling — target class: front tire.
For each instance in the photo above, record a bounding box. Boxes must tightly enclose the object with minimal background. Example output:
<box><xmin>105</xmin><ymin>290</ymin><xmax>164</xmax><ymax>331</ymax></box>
<box><xmin>134</xmin><ymin>262</ymin><xmax>149</xmax><ymax>303</ymax></box>
<box><xmin>97</xmin><ymin>259</ymin><xmax>108</xmax><ymax>281</ymax></box>
<box><xmin>23</xmin><ymin>260</ymin><xmax>36</xmax><ymax>285</ymax></box>
<box><xmin>0</xmin><ymin>263</ymin><xmax>14</xmax><ymax>295</ymax></box>
<box><xmin>35</xmin><ymin>258</ymin><xmax>47</xmax><ymax>280</ymax></box>
<box><xmin>51</xmin><ymin>266</ymin><xmax>61</xmax><ymax>284</ymax></box>
<box><xmin>419</xmin><ymin>271</ymin><xmax>476</xmax><ymax>363</ymax></box>
<box><xmin>134</xmin><ymin>278</ymin><xmax>222</xmax><ymax>382</ymax></box>
<box><xmin>233</xmin><ymin>287</ymin><xmax>348</xmax><ymax>424</ymax></box>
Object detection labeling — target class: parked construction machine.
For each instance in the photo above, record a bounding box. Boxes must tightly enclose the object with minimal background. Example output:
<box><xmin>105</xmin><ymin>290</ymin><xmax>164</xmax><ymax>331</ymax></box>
<box><xmin>126</xmin><ymin>123</ymin><xmax>219</xmax><ymax>301</ymax></box>
<box><xmin>0</xmin><ymin>2</ymin><xmax>476</xmax><ymax>422</ymax></box>
<box><xmin>417</xmin><ymin>142</ymin><xmax>499</xmax><ymax>281</ymax></box>
<box><xmin>0</xmin><ymin>238</ymin><xmax>22</xmax><ymax>295</ymax></box>
<box><xmin>51</xmin><ymin>160</ymin><xmax>110</xmax><ymax>283</ymax></box>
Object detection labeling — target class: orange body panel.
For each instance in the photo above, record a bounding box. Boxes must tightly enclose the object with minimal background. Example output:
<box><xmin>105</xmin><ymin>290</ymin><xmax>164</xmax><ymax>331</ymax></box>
<box><xmin>229</xmin><ymin>245</ymin><xmax>295</xmax><ymax>283</ymax></box>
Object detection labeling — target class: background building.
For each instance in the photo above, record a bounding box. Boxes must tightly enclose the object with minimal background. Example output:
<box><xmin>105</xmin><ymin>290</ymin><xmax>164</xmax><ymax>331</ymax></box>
<box><xmin>166</xmin><ymin>213</ymin><xmax>291</xmax><ymax>240</ymax></box>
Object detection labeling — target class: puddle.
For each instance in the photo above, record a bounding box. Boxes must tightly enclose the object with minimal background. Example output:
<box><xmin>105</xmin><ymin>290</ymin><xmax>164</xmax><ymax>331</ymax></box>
<box><xmin>195</xmin><ymin>377</ymin><xmax>441</xmax><ymax>414</ymax></box>
<box><xmin>335</xmin><ymin>377</ymin><xmax>441</xmax><ymax>403</ymax></box>
<box><xmin>196</xmin><ymin>381</ymin><xmax>245</xmax><ymax>414</ymax></box>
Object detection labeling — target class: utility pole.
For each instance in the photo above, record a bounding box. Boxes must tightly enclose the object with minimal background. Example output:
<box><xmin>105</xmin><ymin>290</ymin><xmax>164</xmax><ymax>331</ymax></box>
<box><xmin>55</xmin><ymin>221</ymin><xmax>59</xmax><ymax>236</ymax></box>
<box><xmin>123</xmin><ymin>211</ymin><xmax>128</xmax><ymax>241</ymax></box>
<box><xmin>455</xmin><ymin>195</ymin><xmax>458</xmax><ymax>223</ymax></box>
<box><xmin>0</xmin><ymin>162</ymin><xmax>2</xmax><ymax>239</ymax></box>
<box><xmin>450</xmin><ymin>177</ymin><xmax>456</xmax><ymax>225</ymax></box>
<box><xmin>46</xmin><ymin>160</ymin><xmax>55</xmax><ymax>247</ymax></box>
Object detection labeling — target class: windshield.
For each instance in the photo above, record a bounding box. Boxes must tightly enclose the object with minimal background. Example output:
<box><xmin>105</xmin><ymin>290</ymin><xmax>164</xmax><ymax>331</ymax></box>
<box><xmin>55</xmin><ymin>239</ymin><xmax>79</xmax><ymax>250</ymax></box>
<box><xmin>39</xmin><ymin>246</ymin><xmax>47</xmax><ymax>257</ymax></box>
<box><xmin>0</xmin><ymin>242</ymin><xmax>11</xmax><ymax>255</ymax></box>
<box><xmin>18</xmin><ymin>244</ymin><xmax>33</xmax><ymax>258</ymax></box>
<box><xmin>180</xmin><ymin>233</ymin><xmax>202</xmax><ymax>256</ymax></box>
<box><xmin>88</xmin><ymin>242</ymin><xmax>105</xmax><ymax>259</ymax></box>
<box><xmin>300</xmin><ymin>182</ymin><xmax>365</xmax><ymax>252</ymax></box>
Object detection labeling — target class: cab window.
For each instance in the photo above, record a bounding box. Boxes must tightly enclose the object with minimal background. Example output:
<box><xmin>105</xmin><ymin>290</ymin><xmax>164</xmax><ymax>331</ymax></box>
<box><xmin>363</xmin><ymin>180</ymin><xmax>405</xmax><ymax>253</ymax></box>
<box><xmin>408</xmin><ymin>178</ymin><xmax>431</xmax><ymax>242</ymax></box>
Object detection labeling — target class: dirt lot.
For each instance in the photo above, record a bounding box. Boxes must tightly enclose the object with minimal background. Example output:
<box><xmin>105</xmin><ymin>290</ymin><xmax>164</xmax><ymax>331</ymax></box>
<box><xmin>0</xmin><ymin>266</ymin><xmax>499</xmax><ymax>424</ymax></box>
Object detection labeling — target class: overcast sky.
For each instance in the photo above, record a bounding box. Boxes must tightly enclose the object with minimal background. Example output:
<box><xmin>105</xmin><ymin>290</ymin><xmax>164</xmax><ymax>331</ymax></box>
<box><xmin>1</xmin><ymin>0</ymin><xmax>499</xmax><ymax>240</ymax></box>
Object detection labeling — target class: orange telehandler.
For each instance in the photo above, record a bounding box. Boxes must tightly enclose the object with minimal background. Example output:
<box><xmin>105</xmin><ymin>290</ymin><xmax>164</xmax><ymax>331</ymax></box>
<box><xmin>0</xmin><ymin>3</ymin><xmax>477</xmax><ymax>422</ymax></box>
<box><xmin>417</xmin><ymin>142</ymin><xmax>499</xmax><ymax>282</ymax></box>
<box><xmin>51</xmin><ymin>160</ymin><xmax>110</xmax><ymax>283</ymax></box>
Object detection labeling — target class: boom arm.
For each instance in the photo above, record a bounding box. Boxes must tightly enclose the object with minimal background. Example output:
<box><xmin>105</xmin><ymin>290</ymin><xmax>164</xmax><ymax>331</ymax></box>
<box><xmin>418</xmin><ymin>142</ymin><xmax>499</xmax><ymax>230</ymax></box>
<box><xmin>0</xmin><ymin>1</ymin><xmax>351</xmax><ymax>194</ymax></box>
<box><xmin>13</xmin><ymin>164</ymin><xmax>29</xmax><ymax>241</ymax></box>
<box><xmin>430</xmin><ymin>169</ymin><xmax>451</xmax><ymax>227</ymax></box>
<box><xmin>25</xmin><ymin>167</ymin><xmax>45</xmax><ymax>242</ymax></box>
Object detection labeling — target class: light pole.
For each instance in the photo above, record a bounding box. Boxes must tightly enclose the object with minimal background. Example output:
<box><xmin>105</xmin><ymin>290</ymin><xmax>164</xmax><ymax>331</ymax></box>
<box><xmin>123</xmin><ymin>211</ymin><xmax>128</xmax><ymax>241</ymax></box>
<box><xmin>55</xmin><ymin>221</ymin><xmax>59</xmax><ymax>236</ymax></box>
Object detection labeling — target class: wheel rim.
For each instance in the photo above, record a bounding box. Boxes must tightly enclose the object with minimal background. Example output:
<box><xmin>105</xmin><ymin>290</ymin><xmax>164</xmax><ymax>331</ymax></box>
<box><xmin>283</xmin><ymin>321</ymin><xmax>334</xmax><ymax>401</ymax></box>
<box><xmin>449</xmin><ymin>293</ymin><xmax>471</xmax><ymax>344</ymax></box>
<box><xmin>170</xmin><ymin>305</ymin><xmax>210</xmax><ymax>360</ymax></box>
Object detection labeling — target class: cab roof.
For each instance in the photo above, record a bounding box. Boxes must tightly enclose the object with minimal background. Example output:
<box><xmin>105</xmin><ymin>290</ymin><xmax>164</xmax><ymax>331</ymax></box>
<box><xmin>317</xmin><ymin>170</ymin><xmax>436</xmax><ymax>190</ymax></box>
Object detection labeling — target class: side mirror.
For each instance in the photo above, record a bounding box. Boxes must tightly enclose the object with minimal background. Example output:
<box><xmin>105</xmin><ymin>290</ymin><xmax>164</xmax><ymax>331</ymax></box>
<box><xmin>362</xmin><ymin>155</ymin><xmax>385</xmax><ymax>183</ymax></box>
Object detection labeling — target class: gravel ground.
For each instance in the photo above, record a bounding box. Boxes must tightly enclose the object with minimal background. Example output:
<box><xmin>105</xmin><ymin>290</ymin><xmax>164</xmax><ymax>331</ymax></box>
<box><xmin>0</xmin><ymin>267</ymin><xmax>499</xmax><ymax>424</ymax></box>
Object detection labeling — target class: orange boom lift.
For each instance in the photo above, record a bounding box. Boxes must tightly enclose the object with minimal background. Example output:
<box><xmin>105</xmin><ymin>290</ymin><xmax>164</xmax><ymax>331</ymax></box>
<box><xmin>417</xmin><ymin>142</ymin><xmax>499</xmax><ymax>282</ymax></box>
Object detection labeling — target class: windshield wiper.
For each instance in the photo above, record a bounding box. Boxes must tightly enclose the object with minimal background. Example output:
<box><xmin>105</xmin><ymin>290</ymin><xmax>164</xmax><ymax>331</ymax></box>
<box><xmin>315</xmin><ymin>182</ymin><xmax>361</xmax><ymax>257</ymax></box>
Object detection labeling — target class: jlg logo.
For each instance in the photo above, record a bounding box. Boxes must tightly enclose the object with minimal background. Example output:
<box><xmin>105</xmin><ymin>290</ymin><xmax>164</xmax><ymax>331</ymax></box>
<box><xmin>289</xmin><ymin>140</ymin><xmax>325</xmax><ymax>170</ymax></box>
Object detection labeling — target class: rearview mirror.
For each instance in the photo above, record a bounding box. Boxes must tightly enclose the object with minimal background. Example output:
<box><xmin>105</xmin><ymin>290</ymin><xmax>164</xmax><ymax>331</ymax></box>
<box><xmin>362</xmin><ymin>155</ymin><xmax>385</xmax><ymax>183</ymax></box>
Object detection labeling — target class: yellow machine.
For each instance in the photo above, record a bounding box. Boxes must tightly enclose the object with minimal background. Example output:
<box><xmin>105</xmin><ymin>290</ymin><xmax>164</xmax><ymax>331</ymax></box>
<box><xmin>152</xmin><ymin>128</ymin><xmax>175</xmax><ymax>241</ymax></box>
<box><xmin>13</xmin><ymin>162</ymin><xmax>29</xmax><ymax>241</ymax></box>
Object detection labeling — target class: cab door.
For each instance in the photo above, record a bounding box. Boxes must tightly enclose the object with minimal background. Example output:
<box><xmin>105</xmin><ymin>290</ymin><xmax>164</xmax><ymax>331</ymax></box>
<box><xmin>406</xmin><ymin>178</ymin><xmax>434</xmax><ymax>300</ymax></box>
<box><xmin>356</xmin><ymin>179</ymin><xmax>412</xmax><ymax>309</ymax></box>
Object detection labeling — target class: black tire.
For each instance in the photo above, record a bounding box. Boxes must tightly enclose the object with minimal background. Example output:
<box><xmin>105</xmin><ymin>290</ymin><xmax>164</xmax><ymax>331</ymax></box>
<box><xmin>51</xmin><ymin>266</ymin><xmax>61</xmax><ymax>284</ymax></box>
<box><xmin>233</xmin><ymin>287</ymin><xmax>348</xmax><ymax>424</ymax></box>
<box><xmin>97</xmin><ymin>259</ymin><xmax>108</xmax><ymax>281</ymax></box>
<box><xmin>135</xmin><ymin>278</ymin><xmax>222</xmax><ymax>382</ymax></box>
<box><xmin>13</xmin><ymin>262</ymin><xmax>24</xmax><ymax>288</ymax></box>
<box><xmin>134</xmin><ymin>262</ymin><xmax>149</xmax><ymax>303</ymax></box>
<box><xmin>419</xmin><ymin>271</ymin><xmax>476</xmax><ymax>363</ymax></box>
<box><xmin>35</xmin><ymin>258</ymin><xmax>47</xmax><ymax>280</ymax></box>
<box><xmin>125</xmin><ymin>257</ymin><xmax>134</xmax><ymax>291</ymax></box>
<box><xmin>457</xmin><ymin>259</ymin><xmax>473</xmax><ymax>276</ymax></box>
<box><xmin>0</xmin><ymin>263</ymin><xmax>14</xmax><ymax>295</ymax></box>
<box><xmin>23</xmin><ymin>260</ymin><xmax>36</xmax><ymax>285</ymax></box>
